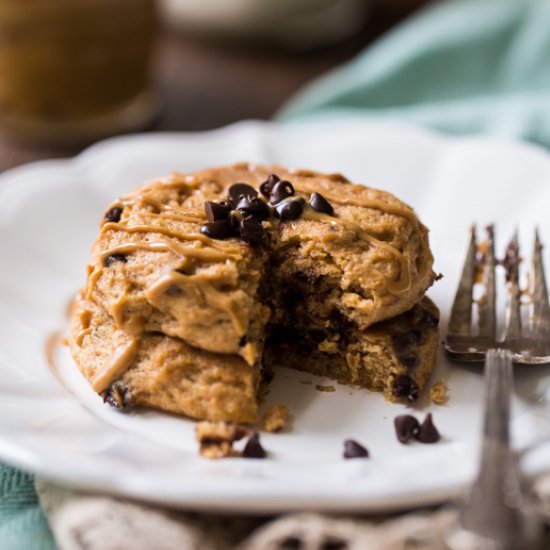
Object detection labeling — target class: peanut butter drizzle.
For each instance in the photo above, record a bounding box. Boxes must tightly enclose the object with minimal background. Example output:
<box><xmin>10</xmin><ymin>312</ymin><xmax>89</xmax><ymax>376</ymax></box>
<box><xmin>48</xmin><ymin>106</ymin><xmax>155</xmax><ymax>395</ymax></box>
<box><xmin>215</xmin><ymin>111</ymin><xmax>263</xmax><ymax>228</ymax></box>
<box><xmin>145</xmin><ymin>211</ymin><xmax>206</xmax><ymax>224</ymax></box>
<box><xmin>145</xmin><ymin>271</ymin><xmax>247</xmax><ymax>336</ymax></box>
<box><xmin>100</xmin><ymin>222</ymin><xmax>239</xmax><ymax>253</ymax></box>
<box><xmin>301</xmin><ymin>206</ymin><xmax>412</xmax><ymax>294</ymax></box>
<box><xmin>91</xmin><ymin>339</ymin><xmax>139</xmax><ymax>393</ymax></box>
<box><xmin>75</xmin><ymin>308</ymin><xmax>92</xmax><ymax>346</ymax></box>
<box><xmin>293</xmin><ymin>181</ymin><xmax>418</xmax><ymax>227</ymax></box>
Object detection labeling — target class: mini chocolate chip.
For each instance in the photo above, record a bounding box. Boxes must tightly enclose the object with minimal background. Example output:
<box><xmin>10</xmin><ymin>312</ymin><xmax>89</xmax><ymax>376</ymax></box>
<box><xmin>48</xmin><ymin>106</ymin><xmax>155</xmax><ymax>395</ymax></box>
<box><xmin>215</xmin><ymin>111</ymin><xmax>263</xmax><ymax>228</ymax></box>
<box><xmin>104</xmin><ymin>206</ymin><xmax>123</xmax><ymax>223</ymax></box>
<box><xmin>236</xmin><ymin>196</ymin><xmax>270</xmax><ymax>221</ymax></box>
<box><xmin>269</xmin><ymin>180</ymin><xmax>295</xmax><ymax>205</ymax></box>
<box><xmin>200</xmin><ymin>220</ymin><xmax>231</xmax><ymax>239</ymax></box>
<box><xmin>343</xmin><ymin>439</ymin><xmax>369</xmax><ymax>459</ymax></box>
<box><xmin>204</xmin><ymin>201</ymin><xmax>231</xmax><ymax>222</ymax></box>
<box><xmin>274</xmin><ymin>198</ymin><xmax>305</xmax><ymax>221</ymax></box>
<box><xmin>410</xmin><ymin>304</ymin><xmax>440</xmax><ymax>329</ymax></box>
<box><xmin>394</xmin><ymin>415</ymin><xmax>420</xmax><ymax>444</ymax></box>
<box><xmin>416</xmin><ymin>413</ymin><xmax>440</xmax><ymax>443</ymax></box>
<box><xmin>103</xmin><ymin>384</ymin><xmax>130</xmax><ymax>409</ymax></box>
<box><xmin>239</xmin><ymin>217</ymin><xmax>264</xmax><ymax>245</ymax></box>
<box><xmin>309</xmin><ymin>192</ymin><xmax>334</xmax><ymax>216</ymax></box>
<box><xmin>259</xmin><ymin>173</ymin><xmax>280</xmax><ymax>198</ymax></box>
<box><xmin>392</xmin><ymin>330</ymin><xmax>422</xmax><ymax>353</ymax></box>
<box><xmin>399</xmin><ymin>353</ymin><xmax>419</xmax><ymax>370</ymax></box>
<box><xmin>239</xmin><ymin>335</ymin><xmax>248</xmax><ymax>346</ymax></box>
<box><xmin>228</xmin><ymin>183</ymin><xmax>257</xmax><ymax>208</ymax></box>
<box><xmin>243</xmin><ymin>432</ymin><xmax>267</xmax><ymax>458</ymax></box>
<box><xmin>104</xmin><ymin>254</ymin><xmax>127</xmax><ymax>267</ymax></box>
<box><xmin>393</xmin><ymin>374</ymin><xmax>419</xmax><ymax>402</ymax></box>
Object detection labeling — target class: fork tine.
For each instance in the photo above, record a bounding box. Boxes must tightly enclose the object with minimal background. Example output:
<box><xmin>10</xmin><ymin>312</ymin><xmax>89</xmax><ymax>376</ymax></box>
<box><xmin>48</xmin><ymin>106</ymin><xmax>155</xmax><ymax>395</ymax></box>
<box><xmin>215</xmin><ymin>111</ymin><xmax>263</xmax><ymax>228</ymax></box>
<box><xmin>503</xmin><ymin>230</ymin><xmax>522</xmax><ymax>342</ymax></box>
<box><xmin>477</xmin><ymin>225</ymin><xmax>496</xmax><ymax>340</ymax></box>
<box><xmin>448</xmin><ymin>226</ymin><xmax>476</xmax><ymax>336</ymax></box>
<box><xmin>531</xmin><ymin>228</ymin><xmax>550</xmax><ymax>339</ymax></box>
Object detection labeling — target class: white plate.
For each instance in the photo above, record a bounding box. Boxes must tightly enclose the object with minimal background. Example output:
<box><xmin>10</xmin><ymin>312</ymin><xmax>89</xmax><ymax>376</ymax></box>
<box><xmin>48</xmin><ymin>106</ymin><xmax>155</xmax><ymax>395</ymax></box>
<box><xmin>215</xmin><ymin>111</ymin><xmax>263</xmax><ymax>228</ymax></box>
<box><xmin>1</xmin><ymin>119</ymin><xmax>550</xmax><ymax>514</ymax></box>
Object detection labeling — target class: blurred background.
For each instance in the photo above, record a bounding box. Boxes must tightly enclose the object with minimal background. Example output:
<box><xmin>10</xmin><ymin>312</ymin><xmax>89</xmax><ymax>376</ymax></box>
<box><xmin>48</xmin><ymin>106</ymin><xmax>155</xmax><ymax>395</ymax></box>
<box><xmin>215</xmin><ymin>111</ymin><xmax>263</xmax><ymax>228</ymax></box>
<box><xmin>0</xmin><ymin>0</ymin><xmax>432</xmax><ymax>171</ymax></box>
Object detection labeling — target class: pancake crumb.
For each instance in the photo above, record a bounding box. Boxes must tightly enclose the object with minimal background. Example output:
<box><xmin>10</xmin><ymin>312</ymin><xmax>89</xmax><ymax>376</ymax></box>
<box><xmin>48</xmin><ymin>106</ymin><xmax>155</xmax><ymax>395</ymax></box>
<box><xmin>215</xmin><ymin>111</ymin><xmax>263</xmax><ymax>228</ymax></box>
<box><xmin>262</xmin><ymin>405</ymin><xmax>290</xmax><ymax>433</ymax></box>
<box><xmin>430</xmin><ymin>380</ymin><xmax>448</xmax><ymax>405</ymax></box>
<box><xmin>195</xmin><ymin>421</ymin><xmax>247</xmax><ymax>459</ymax></box>
<box><xmin>316</xmin><ymin>384</ymin><xmax>336</xmax><ymax>393</ymax></box>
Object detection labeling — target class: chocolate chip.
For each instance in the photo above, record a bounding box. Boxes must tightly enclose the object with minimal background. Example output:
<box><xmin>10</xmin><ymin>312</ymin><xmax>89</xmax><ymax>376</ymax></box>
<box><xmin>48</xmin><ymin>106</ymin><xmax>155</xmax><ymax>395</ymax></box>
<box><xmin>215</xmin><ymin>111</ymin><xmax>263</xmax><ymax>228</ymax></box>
<box><xmin>343</xmin><ymin>439</ymin><xmax>369</xmax><ymax>459</ymax></box>
<box><xmin>392</xmin><ymin>374</ymin><xmax>419</xmax><ymax>402</ymax></box>
<box><xmin>239</xmin><ymin>216</ymin><xmax>264</xmax><ymax>245</ymax></box>
<box><xmin>394</xmin><ymin>415</ymin><xmax>420</xmax><ymax>444</ymax></box>
<box><xmin>103</xmin><ymin>384</ymin><xmax>130</xmax><ymax>409</ymax></box>
<box><xmin>104</xmin><ymin>206</ymin><xmax>123</xmax><ymax>223</ymax></box>
<box><xmin>392</xmin><ymin>330</ymin><xmax>422</xmax><ymax>353</ymax></box>
<box><xmin>243</xmin><ymin>432</ymin><xmax>267</xmax><ymax>458</ymax></box>
<box><xmin>269</xmin><ymin>180</ymin><xmax>295</xmax><ymax>205</ymax></box>
<box><xmin>239</xmin><ymin>335</ymin><xmax>248</xmax><ymax>347</ymax></box>
<box><xmin>309</xmin><ymin>192</ymin><xmax>334</xmax><ymax>216</ymax></box>
<box><xmin>411</xmin><ymin>304</ymin><xmax>439</xmax><ymax>329</ymax></box>
<box><xmin>236</xmin><ymin>196</ymin><xmax>270</xmax><ymax>221</ymax></box>
<box><xmin>200</xmin><ymin>220</ymin><xmax>231</xmax><ymax>239</ymax></box>
<box><xmin>228</xmin><ymin>183</ymin><xmax>257</xmax><ymax>208</ymax></box>
<box><xmin>416</xmin><ymin>413</ymin><xmax>440</xmax><ymax>443</ymax></box>
<box><xmin>204</xmin><ymin>201</ymin><xmax>231</xmax><ymax>222</ymax></box>
<box><xmin>259</xmin><ymin>173</ymin><xmax>280</xmax><ymax>198</ymax></box>
<box><xmin>274</xmin><ymin>198</ymin><xmax>305</xmax><ymax>221</ymax></box>
<box><xmin>104</xmin><ymin>254</ymin><xmax>127</xmax><ymax>267</ymax></box>
<box><xmin>399</xmin><ymin>353</ymin><xmax>419</xmax><ymax>369</ymax></box>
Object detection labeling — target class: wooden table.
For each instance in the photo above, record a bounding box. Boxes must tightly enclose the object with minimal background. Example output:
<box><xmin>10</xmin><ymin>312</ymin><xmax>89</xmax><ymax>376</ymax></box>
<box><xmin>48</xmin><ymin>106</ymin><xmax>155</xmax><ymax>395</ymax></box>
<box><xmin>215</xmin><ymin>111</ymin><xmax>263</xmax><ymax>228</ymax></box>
<box><xmin>0</xmin><ymin>1</ymin><xmax>431</xmax><ymax>173</ymax></box>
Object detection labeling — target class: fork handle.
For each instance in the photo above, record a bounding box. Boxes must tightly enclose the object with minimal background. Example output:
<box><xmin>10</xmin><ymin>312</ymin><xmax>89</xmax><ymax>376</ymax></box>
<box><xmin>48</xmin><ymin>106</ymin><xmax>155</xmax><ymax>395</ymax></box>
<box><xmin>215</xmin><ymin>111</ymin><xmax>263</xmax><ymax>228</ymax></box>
<box><xmin>482</xmin><ymin>348</ymin><xmax>512</xmax><ymax>445</ymax></box>
<box><xmin>457</xmin><ymin>349</ymin><xmax>537</xmax><ymax>548</ymax></box>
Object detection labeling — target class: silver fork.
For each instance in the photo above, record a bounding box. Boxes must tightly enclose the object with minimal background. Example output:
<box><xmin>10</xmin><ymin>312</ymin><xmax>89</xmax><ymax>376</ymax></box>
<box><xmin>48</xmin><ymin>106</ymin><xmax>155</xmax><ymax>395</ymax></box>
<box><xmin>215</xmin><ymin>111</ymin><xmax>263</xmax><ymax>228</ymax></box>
<box><xmin>444</xmin><ymin>226</ymin><xmax>550</xmax><ymax>550</ymax></box>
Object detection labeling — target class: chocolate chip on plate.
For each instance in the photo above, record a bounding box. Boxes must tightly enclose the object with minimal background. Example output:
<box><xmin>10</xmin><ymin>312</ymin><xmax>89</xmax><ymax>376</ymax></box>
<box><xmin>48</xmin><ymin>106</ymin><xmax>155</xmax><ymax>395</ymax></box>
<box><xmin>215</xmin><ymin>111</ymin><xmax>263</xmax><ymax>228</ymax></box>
<box><xmin>416</xmin><ymin>413</ymin><xmax>440</xmax><ymax>443</ymax></box>
<box><xmin>343</xmin><ymin>439</ymin><xmax>369</xmax><ymax>459</ymax></box>
<box><xmin>259</xmin><ymin>173</ymin><xmax>280</xmax><ymax>198</ymax></box>
<box><xmin>394</xmin><ymin>415</ymin><xmax>420</xmax><ymax>444</ymax></box>
<box><xmin>309</xmin><ymin>192</ymin><xmax>334</xmax><ymax>216</ymax></box>
<box><xmin>243</xmin><ymin>432</ymin><xmax>267</xmax><ymax>459</ymax></box>
<box><xmin>200</xmin><ymin>220</ymin><xmax>231</xmax><ymax>239</ymax></box>
<box><xmin>392</xmin><ymin>374</ymin><xmax>420</xmax><ymax>402</ymax></box>
<box><xmin>104</xmin><ymin>206</ymin><xmax>123</xmax><ymax>223</ymax></box>
<box><xmin>269</xmin><ymin>180</ymin><xmax>295</xmax><ymax>205</ymax></box>
<box><xmin>236</xmin><ymin>196</ymin><xmax>270</xmax><ymax>221</ymax></box>
<box><xmin>274</xmin><ymin>198</ymin><xmax>305</xmax><ymax>221</ymax></box>
<box><xmin>104</xmin><ymin>253</ymin><xmax>127</xmax><ymax>267</ymax></box>
<box><xmin>227</xmin><ymin>183</ymin><xmax>258</xmax><ymax>208</ymax></box>
<box><xmin>204</xmin><ymin>201</ymin><xmax>231</xmax><ymax>222</ymax></box>
<box><xmin>239</xmin><ymin>216</ymin><xmax>264</xmax><ymax>245</ymax></box>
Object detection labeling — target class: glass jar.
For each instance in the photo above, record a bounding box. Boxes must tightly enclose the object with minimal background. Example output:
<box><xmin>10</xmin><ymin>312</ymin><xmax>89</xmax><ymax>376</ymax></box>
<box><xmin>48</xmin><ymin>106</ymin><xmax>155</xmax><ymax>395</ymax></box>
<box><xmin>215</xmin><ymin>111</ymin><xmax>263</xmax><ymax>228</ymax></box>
<box><xmin>0</xmin><ymin>0</ymin><xmax>156</xmax><ymax>144</ymax></box>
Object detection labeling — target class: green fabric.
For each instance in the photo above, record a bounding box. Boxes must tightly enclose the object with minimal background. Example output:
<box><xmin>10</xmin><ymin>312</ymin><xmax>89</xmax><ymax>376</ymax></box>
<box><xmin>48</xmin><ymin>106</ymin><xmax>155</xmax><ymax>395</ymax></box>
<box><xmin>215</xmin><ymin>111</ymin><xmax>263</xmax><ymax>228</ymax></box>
<box><xmin>0</xmin><ymin>464</ymin><xmax>55</xmax><ymax>550</ymax></box>
<box><xmin>279</xmin><ymin>0</ymin><xmax>550</xmax><ymax>148</ymax></box>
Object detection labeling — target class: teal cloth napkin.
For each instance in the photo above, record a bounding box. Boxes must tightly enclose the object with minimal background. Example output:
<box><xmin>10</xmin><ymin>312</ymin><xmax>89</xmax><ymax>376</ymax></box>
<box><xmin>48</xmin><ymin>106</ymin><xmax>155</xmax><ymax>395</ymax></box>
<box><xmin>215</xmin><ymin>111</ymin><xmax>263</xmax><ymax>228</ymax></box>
<box><xmin>279</xmin><ymin>0</ymin><xmax>550</xmax><ymax>148</ymax></box>
<box><xmin>3</xmin><ymin>0</ymin><xmax>550</xmax><ymax>548</ymax></box>
<box><xmin>0</xmin><ymin>465</ymin><xmax>55</xmax><ymax>550</ymax></box>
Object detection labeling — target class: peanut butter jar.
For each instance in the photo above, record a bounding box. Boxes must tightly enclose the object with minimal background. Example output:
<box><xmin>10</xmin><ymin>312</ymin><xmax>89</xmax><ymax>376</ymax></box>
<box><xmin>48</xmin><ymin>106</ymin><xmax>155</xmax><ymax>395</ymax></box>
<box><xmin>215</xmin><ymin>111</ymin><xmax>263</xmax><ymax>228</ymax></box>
<box><xmin>0</xmin><ymin>0</ymin><xmax>156</xmax><ymax>145</ymax></box>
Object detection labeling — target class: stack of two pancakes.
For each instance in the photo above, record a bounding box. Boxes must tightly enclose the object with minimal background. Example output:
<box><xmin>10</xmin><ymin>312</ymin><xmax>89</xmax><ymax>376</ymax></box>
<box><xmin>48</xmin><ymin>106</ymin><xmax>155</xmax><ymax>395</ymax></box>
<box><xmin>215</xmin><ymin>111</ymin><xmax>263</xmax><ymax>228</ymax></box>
<box><xmin>70</xmin><ymin>164</ymin><xmax>439</xmax><ymax>424</ymax></box>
